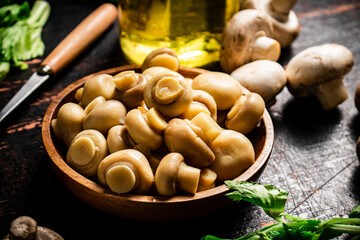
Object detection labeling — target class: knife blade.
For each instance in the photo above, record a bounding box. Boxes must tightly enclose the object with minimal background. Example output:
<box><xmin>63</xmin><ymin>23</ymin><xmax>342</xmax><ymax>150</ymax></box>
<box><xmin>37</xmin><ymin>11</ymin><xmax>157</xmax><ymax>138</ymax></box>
<box><xmin>0</xmin><ymin>3</ymin><xmax>118</xmax><ymax>124</ymax></box>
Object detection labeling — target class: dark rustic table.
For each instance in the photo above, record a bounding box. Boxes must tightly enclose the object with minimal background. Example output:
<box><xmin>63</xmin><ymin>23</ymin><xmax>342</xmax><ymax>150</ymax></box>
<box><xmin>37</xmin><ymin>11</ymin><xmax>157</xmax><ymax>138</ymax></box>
<box><xmin>1</xmin><ymin>0</ymin><xmax>360</xmax><ymax>239</ymax></box>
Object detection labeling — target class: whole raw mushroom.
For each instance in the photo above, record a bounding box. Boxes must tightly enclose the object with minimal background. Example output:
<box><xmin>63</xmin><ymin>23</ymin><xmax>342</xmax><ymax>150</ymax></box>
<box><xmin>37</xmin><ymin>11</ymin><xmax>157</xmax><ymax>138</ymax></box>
<box><xmin>3</xmin><ymin>216</ymin><xmax>63</xmax><ymax>240</ymax></box>
<box><xmin>286</xmin><ymin>43</ymin><xmax>354</xmax><ymax>110</ymax></box>
<box><xmin>220</xmin><ymin>9</ymin><xmax>281</xmax><ymax>73</ymax></box>
<box><xmin>242</xmin><ymin>0</ymin><xmax>300</xmax><ymax>48</ymax></box>
<box><xmin>97</xmin><ymin>149</ymin><xmax>154</xmax><ymax>194</ymax></box>
<box><xmin>231</xmin><ymin>60</ymin><xmax>287</xmax><ymax>106</ymax></box>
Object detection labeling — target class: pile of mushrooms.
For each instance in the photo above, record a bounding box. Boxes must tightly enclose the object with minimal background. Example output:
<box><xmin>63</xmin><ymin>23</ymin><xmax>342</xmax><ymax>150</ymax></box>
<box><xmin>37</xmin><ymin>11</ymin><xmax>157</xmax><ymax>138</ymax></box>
<box><xmin>52</xmin><ymin>47</ymin><xmax>266</xmax><ymax>197</ymax></box>
<box><xmin>220</xmin><ymin>0</ymin><xmax>354</xmax><ymax>110</ymax></box>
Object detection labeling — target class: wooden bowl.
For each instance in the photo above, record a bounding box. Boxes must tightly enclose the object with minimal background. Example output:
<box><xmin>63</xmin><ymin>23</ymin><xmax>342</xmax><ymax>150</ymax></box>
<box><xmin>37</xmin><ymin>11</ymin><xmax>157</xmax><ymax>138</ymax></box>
<box><xmin>42</xmin><ymin>65</ymin><xmax>274</xmax><ymax>221</ymax></box>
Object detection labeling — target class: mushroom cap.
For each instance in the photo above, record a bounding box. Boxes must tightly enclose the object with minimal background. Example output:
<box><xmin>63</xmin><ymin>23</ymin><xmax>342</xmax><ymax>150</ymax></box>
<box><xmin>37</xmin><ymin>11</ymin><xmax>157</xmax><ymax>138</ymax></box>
<box><xmin>155</xmin><ymin>152</ymin><xmax>184</xmax><ymax>196</ymax></box>
<box><xmin>231</xmin><ymin>60</ymin><xmax>286</xmax><ymax>106</ymax></box>
<box><xmin>192</xmin><ymin>90</ymin><xmax>218</xmax><ymax>120</ymax></box>
<box><xmin>107</xmin><ymin>125</ymin><xmax>131</xmax><ymax>154</ymax></box>
<box><xmin>286</xmin><ymin>43</ymin><xmax>354</xmax><ymax>97</ymax></box>
<box><xmin>220</xmin><ymin>9</ymin><xmax>274</xmax><ymax>73</ymax></box>
<box><xmin>81</xmin><ymin>74</ymin><xmax>115</xmax><ymax>107</ymax></box>
<box><xmin>210</xmin><ymin>130</ymin><xmax>255</xmax><ymax>182</ymax></box>
<box><xmin>164</xmin><ymin>118</ymin><xmax>215</xmax><ymax>168</ymax></box>
<box><xmin>97</xmin><ymin>149</ymin><xmax>154</xmax><ymax>195</ymax></box>
<box><xmin>225</xmin><ymin>92</ymin><xmax>265</xmax><ymax>134</ymax></box>
<box><xmin>142</xmin><ymin>47</ymin><xmax>180</xmax><ymax>72</ymax></box>
<box><xmin>125</xmin><ymin>108</ymin><xmax>163</xmax><ymax>151</ymax></box>
<box><xmin>192</xmin><ymin>72</ymin><xmax>243</xmax><ymax>110</ymax></box>
<box><xmin>83</xmin><ymin>100</ymin><xmax>127</xmax><ymax>135</ymax></box>
<box><xmin>51</xmin><ymin>102</ymin><xmax>85</xmax><ymax>147</ymax></box>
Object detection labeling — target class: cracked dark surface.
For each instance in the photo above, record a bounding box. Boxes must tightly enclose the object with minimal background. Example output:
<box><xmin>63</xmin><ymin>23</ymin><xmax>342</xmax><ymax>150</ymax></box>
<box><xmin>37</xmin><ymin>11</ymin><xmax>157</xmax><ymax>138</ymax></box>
<box><xmin>1</xmin><ymin>0</ymin><xmax>360</xmax><ymax>239</ymax></box>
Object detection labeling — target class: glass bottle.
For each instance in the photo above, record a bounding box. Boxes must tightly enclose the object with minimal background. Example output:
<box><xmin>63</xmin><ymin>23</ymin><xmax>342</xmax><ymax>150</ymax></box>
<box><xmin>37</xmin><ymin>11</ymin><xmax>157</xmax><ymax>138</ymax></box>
<box><xmin>118</xmin><ymin>0</ymin><xmax>241</xmax><ymax>67</ymax></box>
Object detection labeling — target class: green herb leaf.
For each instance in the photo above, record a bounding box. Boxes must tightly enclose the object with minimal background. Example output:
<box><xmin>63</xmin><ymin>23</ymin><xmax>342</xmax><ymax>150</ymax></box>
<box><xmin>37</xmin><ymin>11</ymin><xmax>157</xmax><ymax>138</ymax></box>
<box><xmin>350</xmin><ymin>205</ymin><xmax>360</xmax><ymax>218</ymax></box>
<box><xmin>225</xmin><ymin>181</ymin><xmax>289</xmax><ymax>222</ymax></box>
<box><xmin>204</xmin><ymin>181</ymin><xmax>360</xmax><ymax>240</ymax></box>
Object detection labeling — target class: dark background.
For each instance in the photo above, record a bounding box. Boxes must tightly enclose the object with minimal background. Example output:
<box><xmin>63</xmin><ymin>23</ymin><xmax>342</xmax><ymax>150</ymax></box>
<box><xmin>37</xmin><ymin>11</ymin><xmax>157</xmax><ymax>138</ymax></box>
<box><xmin>1</xmin><ymin>0</ymin><xmax>360</xmax><ymax>239</ymax></box>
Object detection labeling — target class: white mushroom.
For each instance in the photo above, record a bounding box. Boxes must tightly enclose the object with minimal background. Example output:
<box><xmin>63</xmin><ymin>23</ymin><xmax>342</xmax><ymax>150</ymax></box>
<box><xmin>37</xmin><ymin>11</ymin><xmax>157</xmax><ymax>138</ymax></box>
<box><xmin>143</xmin><ymin>67</ymin><xmax>193</xmax><ymax>118</ymax></box>
<box><xmin>51</xmin><ymin>102</ymin><xmax>86</xmax><ymax>148</ymax></box>
<box><xmin>286</xmin><ymin>43</ymin><xmax>354</xmax><ymax>110</ymax></box>
<box><xmin>112</xmin><ymin>71</ymin><xmax>147</xmax><ymax>109</ymax></box>
<box><xmin>180</xmin><ymin>90</ymin><xmax>218</xmax><ymax>121</ymax></box>
<box><xmin>66</xmin><ymin>129</ymin><xmax>108</xmax><ymax>178</ymax></box>
<box><xmin>142</xmin><ymin>47</ymin><xmax>180</xmax><ymax>72</ymax></box>
<box><xmin>106</xmin><ymin>125</ymin><xmax>131</xmax><ymax>154</ymax></box>
<box><xmin>164</xmin><ymin>118</ymin><xmax>215</xmax><ymax>168</ymax></box>
<box><xmin>242</xmin><ymin>0</ymin><xmax>300</xmax><ymax>48</ymax></box>
<box><xmin>125</xmin><ymin>108</ymin><xmax>163</xmax><ymax>151</ymax></box>
<box><xmin>190</xmin><ymin>112</ymin><xmax>255</xmax><ymax>182</ymax></box>
<box><xmin>210</xmin><ymin>130</ymin><xmax>255</xmax><ymax>182</ymax></box>
<box><xmin>81</xmin><ymin>74</ymin><xmax>116</xmax><ymax>107</ymax></box>
<box><xmin>231</xmin><ymin>60</ymin><xmax>287</xmax><ymax>106</ymax></box>
<box><xmin>225</xmin><ymin>92</ymin><xmax>265</xmax><ymax>134</ymax></box>
<box><xmin>220</xmin><ymin>9</ymin><xmax>281</xmax><ymax>73</ymax></box>
<box><xmin>155</xmin><ymin>152</ymin><xmax>200</xmax><ymax>196</ymax></box>
<box><xmin>192</xmin><ymin>72</ymin><xmax>243</xmax><ymax>110</ymax></box>
<box><xmin>97</xmin><ymin>149</ymin><xmax>154</xmax><ymax>194</ymax></box>
<box><xmin>83</xmin><ymin>100</ymin><xmax>127</xmax><ymax>135</ymax></box>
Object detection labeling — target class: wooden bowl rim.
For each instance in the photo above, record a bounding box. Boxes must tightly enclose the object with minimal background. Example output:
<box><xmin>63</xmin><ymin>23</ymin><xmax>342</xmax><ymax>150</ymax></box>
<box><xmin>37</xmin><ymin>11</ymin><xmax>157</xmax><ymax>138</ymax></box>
<box><xmin>42</xmin><ymin>65</ymin><xmax>274</xmax><ymax>204</ymax></box>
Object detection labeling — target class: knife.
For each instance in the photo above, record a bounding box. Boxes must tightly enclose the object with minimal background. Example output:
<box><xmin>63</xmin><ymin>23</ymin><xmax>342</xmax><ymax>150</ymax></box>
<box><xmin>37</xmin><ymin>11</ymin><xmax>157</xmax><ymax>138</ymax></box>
<box><xmin>0</xmin><ymin>3</ymin><xmax>118</xmax><ymax>124</ymax></box>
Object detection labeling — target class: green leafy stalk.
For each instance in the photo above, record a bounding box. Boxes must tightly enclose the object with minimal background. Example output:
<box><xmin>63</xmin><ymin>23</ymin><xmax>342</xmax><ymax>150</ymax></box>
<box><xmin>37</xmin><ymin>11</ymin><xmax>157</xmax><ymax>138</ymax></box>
<box><xmin>0</xmin><ymin>62</ymin><xmax>10</xmax><ymax>82</ymax></box>
<box><xmin>225</xmin><ymin>181</ymin><xmax>289</xmax><ymax>222</ymax></box>
<box><xmin>202</xmin><ymin>181</ymin><xmax>360</xmax><ymax>240</ymax></box>
<box><xmin>0</xmin><ymin>2</ymin><xmax>29</xmax><ymax>27</ymax></box>
<box><xmin>0</xmin><ymin>0</ymin><xmax>50</xmax><ymax>83</ymax></box>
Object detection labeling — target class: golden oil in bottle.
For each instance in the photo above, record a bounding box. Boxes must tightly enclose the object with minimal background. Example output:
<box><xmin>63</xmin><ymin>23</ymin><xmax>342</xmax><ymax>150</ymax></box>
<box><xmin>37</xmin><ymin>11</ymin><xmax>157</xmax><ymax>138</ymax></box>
<box><xmin>118</xmin><ymin>0</ymin><xmax>241</xmax><ymax>67</ymax></box>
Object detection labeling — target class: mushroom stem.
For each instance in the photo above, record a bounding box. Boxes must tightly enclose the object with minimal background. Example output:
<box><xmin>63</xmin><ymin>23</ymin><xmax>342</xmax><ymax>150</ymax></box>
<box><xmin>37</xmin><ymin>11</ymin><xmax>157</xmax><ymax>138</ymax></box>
<box><xmin>113</xmin><ymin>70</ymin><xmax>139</xmax><ymax>91</ymax></box>
<box><xmin>145</xmin><ymin>108</ymin><xmax>168</xmax><ymax>133</ymax></box>
<box><xmin>177</xmin><ymin>163</ymin><xmax>201</xmax><ymax>194</ymax></box>
<box><xmin>314</xmin><ymin>77</ymin><xmax>349</xmax><ymax>110</ymax></box>
<box><xmin>269</xmin><ymin>0</ymin><xmax>297</xmax><ymax>16</ymax></box>
<box><xmin>197</xmin><ymin>168</ymin><xmax>217</xmax><ymax>192</ymax></box>
<box><xmin>191</xmin><ymin>112</ymin><xmax>223</xmax><ymax>142</ymax></box>
<box><xmin>251</xmin><ymin>36</ymin><xmax>281</xmax><ymax>62</ymax></box>
<box><xmin>69</xmin><ymin>137</ymin><xmax>96</xmax><ymax>166</ymax></box>
<box><xmin>105</xmin><ymin>163</ymin><xmax>138</xmax><ymax>194</ymax></box>
<box><xmin>154</xmin><ymin>76</ymin><xmax>183</xmax><ymax>104</ymax></box>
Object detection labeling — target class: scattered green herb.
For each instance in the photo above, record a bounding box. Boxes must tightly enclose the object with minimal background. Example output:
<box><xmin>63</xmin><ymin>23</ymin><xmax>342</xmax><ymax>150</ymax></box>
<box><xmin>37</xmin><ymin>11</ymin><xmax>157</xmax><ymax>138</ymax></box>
<box><xmin>0</xmin><ymin>0</ymin><xmax>50</xmax><ymax>83</ymax></box>
<box><xmin>202</xmin><ymin>181</ymin><xmax>360</xmax><ymax>240</ymax></box>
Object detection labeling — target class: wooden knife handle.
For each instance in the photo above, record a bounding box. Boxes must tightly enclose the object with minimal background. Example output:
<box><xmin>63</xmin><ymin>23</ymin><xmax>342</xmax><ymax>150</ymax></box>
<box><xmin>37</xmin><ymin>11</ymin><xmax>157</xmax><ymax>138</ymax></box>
<box><xmin>41</xmin><ymin>3</ymin><xmax>118</xmax><ymax>75</ymax></box>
